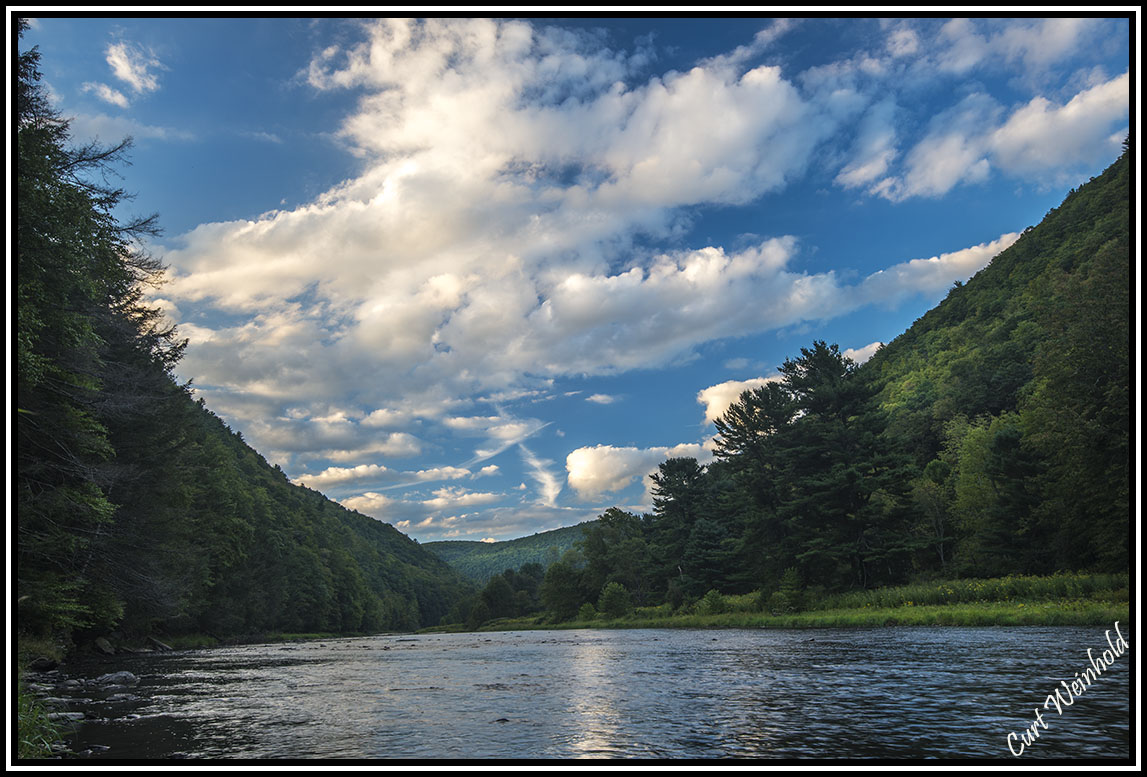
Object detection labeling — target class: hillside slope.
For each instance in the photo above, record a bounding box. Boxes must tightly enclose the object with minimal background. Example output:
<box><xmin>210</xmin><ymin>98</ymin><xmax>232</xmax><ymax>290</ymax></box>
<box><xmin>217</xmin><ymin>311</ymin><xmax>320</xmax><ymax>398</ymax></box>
<box><xmin>424</xmin><ymin>522</ymin><xmax>591</xmax><ymax>583</ymax></box>
<box><xmin>859</xmin><ymin>146</ymin><xmax>1131</xmax><ymax>575</ymax></box>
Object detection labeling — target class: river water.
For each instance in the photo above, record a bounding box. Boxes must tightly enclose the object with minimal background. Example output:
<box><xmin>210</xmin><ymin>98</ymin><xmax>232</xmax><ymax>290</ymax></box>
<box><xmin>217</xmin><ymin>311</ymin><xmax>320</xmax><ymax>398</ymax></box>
<box><xmin>39</xmin><ymin>626</ymin><xmax>1130</xmax><ymax>761</ymax></box>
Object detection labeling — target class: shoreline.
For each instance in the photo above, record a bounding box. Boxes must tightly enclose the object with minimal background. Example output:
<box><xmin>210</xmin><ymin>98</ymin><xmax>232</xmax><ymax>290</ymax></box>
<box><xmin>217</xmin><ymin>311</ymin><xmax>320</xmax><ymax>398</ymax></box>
<box><xmin>455</xmin><ymin>600</ymin><xmax>1131</xmax><ymax>634</ymax></box>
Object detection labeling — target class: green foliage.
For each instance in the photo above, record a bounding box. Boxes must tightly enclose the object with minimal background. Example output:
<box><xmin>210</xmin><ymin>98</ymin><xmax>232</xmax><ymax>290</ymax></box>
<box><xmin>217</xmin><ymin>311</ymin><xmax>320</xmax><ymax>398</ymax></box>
<box><xmin>811</xmin><ymin>572</ymin><xmax>1129</xmax><ymax>611</ymax></box>
<box><xmin>597</xmin><ymin>581</ymin><xmax>632</xmax><ymax>619</ymax></box>
<box><xmin>539</xmin><ymin>553</ymin><xmax>588</xmax><ymax>621</ymax></box>
<box><xmin>695</xmin><ymin>589</ymin><xmax>728</xmax><ymax>616</ymax></box>
<box><xmin>18</xmin><ymin>684</ymin><xmax>62</xmax><ymax>760</ymax></box>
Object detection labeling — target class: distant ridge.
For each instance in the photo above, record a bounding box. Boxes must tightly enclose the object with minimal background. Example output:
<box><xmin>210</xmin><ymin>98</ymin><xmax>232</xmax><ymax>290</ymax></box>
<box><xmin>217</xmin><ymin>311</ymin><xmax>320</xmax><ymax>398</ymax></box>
<box><xmin>424</xmin><ymin>522</ymin><xmax>593</xmax><ymax>582</ymax></box>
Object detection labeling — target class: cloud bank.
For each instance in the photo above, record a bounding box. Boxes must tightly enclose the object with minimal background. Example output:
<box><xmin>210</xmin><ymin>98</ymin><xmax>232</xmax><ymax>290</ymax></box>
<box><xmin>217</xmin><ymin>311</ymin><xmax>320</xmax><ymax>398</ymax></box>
<box><xmin>147</xmin><ymin>18</ymin><xmax>1127</xmax><ymax>537</ymax></box>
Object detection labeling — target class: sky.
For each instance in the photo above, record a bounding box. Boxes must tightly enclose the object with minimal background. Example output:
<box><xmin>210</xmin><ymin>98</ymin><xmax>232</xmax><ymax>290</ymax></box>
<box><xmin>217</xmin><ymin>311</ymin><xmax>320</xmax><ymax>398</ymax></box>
<box><xmin>15</xmin><ymin>14</ymin><xmax>1134</xmax><ymax>543</ymax></box>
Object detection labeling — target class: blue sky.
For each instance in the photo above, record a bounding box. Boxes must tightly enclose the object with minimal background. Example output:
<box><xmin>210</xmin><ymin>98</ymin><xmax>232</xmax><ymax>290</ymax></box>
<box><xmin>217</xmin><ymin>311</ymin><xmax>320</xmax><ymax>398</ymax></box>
<box><xmin>17</xmin><ymin>15</ymin><xmax>1132</xmax><ymax>542</ymax></box>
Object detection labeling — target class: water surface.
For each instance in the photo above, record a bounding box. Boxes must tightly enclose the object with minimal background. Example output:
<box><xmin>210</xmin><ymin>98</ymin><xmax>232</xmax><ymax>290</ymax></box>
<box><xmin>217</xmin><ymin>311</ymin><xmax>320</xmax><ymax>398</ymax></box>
<box><xmin>47</xmin><ymin>626</ymin><xmax>1131</xmax><ymax>760</ymax></box>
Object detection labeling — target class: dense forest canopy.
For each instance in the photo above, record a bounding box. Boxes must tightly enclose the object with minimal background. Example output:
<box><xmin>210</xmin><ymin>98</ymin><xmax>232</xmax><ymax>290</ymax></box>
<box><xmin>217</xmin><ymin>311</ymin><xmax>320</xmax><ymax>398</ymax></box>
<box><xmin>16</xmin><ymin>22</ymin><xmax>470</xmax><ymax>650</ymax></box>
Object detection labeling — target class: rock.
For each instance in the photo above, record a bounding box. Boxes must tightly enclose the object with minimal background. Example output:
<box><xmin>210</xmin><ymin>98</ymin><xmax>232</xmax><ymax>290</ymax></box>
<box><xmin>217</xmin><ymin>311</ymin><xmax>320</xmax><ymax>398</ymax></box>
<box><xmin>47</xmin><ymin>712</ymin><xmax>86</xmax><ymax>721</ymax></box>
<box><xmin>28</xmin><ymin>656</ymin><xmax>58</xmax><ymax>671</ymax></box>
<box><xmin>95</xmin><ymin>671</ymin><xmax>138</xmax><ymax>686</ymax></box>
<box><xmin>147</xmin><ymin>636</ymin><xmax>173</xmax><ymax>651</ymax></box>
<box><xmin>94</xmin><ymin>637</ymin><xmax>116</xmax><ymax>656</ymax></box>
<box><xmin>42</xmin><ymin>697</ymin><xmax>76</xmax><ymax>705</ymax></box>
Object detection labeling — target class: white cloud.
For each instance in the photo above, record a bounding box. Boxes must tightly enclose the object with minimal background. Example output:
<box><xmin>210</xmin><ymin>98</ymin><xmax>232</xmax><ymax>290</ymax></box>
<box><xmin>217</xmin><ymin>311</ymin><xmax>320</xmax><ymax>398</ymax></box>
<box><xmin>153</xmin><ymin>17</ymin><xmax>1127</xmax><ymax>525</ymax></box>
<box><xmin>858</xmin><ymin>232</ymin><xmax>1021</xmax><ymax>304</ymax></box>
<box><xmin>933</xmin><ymin>18</ymin><xmax>1100</xmax><ymax>76</ymax></box>
<box><xmin>876</xmin><ymin>71</ymin><xmax>1126</xmax><ymax>200</ymax></box>
<box><xmin>885</xmin><ymin>26</ymin><xmax>920</xmax><ymax>59</ymax></box>
<box><xmin>421</xmin><ymin>486</ymin><xmax>503</xmax><ymax>510</ymax></box>
<box><xmin>585</xmin><ymin>394</ymin><xmax>617</xmax><ymax>405</ymax></box>
<box><xmin>697</xmin><ymin>377</ymin><xmax>782</xmax><ymax>426</ymax></box>
<box><xmin>67</xmin><ymin>112</ymin><xmax>194</xmax><ymax>144</ymax></box>
<box><xmin>835</xmin><ymin>98</ymin><xmax>898</xmax><ymax>190</ymax></box>
<box><xmin>295</xmin><ymin>463</ymin><xmax>470</xmax><ymax>491</ymax></box>
<box><xmin>82</xmin><ymin>82</ymin><xmax>129</xmax><ymax>108</ymax></box>
<box><xmin>990</xmin><ymin>71</ymin><xmax>1129</xmax><ymax>178</ymax></box>
<box><xmin>519</xmin><ymin>444</ymin><xmax>563</xmax><ymax>507</ymax></box>
<box><xmin>843</xmin><ymin>341</ymin><xmax>883</xmax><ymax>365</ymax></box>
<box><xmin>566</xmin><ymin>442</ymin><xmax>712</xmax><ymax>501</ymax></box>
<box><xmin>106</xmin><ymin>40</ymin><xmax>164</xmax><ymax>94</ymax></box>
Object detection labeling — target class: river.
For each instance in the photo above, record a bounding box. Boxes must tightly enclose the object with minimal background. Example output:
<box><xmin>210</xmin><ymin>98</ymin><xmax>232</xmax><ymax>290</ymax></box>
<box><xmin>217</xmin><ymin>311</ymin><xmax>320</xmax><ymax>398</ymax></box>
<box><xmin>34</xmin><ymin>625</ymin><xmax>1130</xmax><ymax>761</ymax></box>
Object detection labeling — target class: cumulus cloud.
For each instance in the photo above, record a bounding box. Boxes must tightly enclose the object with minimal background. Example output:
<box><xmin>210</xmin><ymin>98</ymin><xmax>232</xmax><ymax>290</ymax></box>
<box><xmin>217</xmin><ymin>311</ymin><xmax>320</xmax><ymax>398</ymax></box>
<box><xmin>162</xmin><ymin>19</ymin><xmax>1122</xmax><ymax>430</ymax></box>
<box><xmin>990</xmin><ymin>71</ymin><xmax>1130</xmax><ymax>178</ymax></box>
<box><xmin>877</xmin><ymin>72</ymin><xmax>1127</xmax><ymax>200</ymax></box>
<box><xmin>566</xmin><ymin>442</ymin><xmax>713</xmax><ymax>501</ymax></box>
<box><xmin>936</xmin><ymin>18</ymin><xmax>1102</xmax><ymax>76</ymax></box>
<box><xmin>858</xmin><ymin>232</ymin><xmax>1021</xmax><ymax>304</ymax></box>
<box><xmin>697</xmin><ymin>377</ymin><xmax>782</xmax><ymax>425</ymax></box>
<box><xmin>421</xmin><ymin>486</ymin><xmax>503</xmax><ymax>510</ymax></box>
<box><xmin>843</xmin><ymin>341</ymin><xmax>883</xmax><ymax>365</ymax></box>
<box><xmin>150</xmin><ymin>17</ymin><xmax>1127</xmax><ymax>539</ymax></box>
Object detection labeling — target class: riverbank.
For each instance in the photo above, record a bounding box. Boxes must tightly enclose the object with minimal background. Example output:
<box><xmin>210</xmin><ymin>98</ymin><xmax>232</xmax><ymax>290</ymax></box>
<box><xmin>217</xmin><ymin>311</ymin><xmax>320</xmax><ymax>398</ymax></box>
<box><xmin>460</xmin><ymin>600</ymin><xmax>1130</xmax><ymax>633</ymax></box>
<box><xmin>434</xmin><ymin>572</ymin><xmax>1132</xmax><ymax>634</ymax></box>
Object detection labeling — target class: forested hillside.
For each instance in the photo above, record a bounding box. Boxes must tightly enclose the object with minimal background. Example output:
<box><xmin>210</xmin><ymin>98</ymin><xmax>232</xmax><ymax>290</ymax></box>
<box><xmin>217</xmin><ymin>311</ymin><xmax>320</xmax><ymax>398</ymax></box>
<box><xmin>15</xmin><ymin>25</ymin><xmax>470</xmax><ymax>652</ymax></box>
<box><xmin>523</xmin><ymin>144</ymin><xmax>1131</xmax><ymax>620</ymax></box>
<box><xmin>424</xmin><ymin>522</ymin><xmax>590</xmax><ymax>583</ymax></box>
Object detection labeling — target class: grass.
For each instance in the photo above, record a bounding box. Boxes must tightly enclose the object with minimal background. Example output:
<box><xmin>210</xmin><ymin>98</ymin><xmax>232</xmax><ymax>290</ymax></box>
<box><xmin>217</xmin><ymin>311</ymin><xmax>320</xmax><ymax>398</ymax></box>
<box><xmin>456</xmin><ymin>573</ymin><xmax>1130</xmax><ymax>633</ymax></box>
<box><xmin>17</xmin><ymin>684</ymin><xmax>63</xmax><ymax>760</ymax></box>
<box><xmin>15</xmin><ymin>635</ymin><xmax>67</xmax><ymax>761</ymax></box>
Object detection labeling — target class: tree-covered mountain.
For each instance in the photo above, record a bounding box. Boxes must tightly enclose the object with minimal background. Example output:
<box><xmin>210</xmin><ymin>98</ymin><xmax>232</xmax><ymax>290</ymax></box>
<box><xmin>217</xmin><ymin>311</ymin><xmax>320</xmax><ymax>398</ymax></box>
<box><xmin>860</xmin><ymin>144</ymin><xmax>1130</xmax><ymax>578</ymax></box>
<box><xmin>532</xmin><ymin>144</ymin><xmax>1131</xmax><ymax>617</ymax></box>
<box><xmin>16</xmin><ymin>24</ymin><xmax>470</xmax><ymax>650</ymax></box>
<box><xmin>424</xmin><ymin>522</ymin><xmax>591</xmax><ymax>583</ymax></box>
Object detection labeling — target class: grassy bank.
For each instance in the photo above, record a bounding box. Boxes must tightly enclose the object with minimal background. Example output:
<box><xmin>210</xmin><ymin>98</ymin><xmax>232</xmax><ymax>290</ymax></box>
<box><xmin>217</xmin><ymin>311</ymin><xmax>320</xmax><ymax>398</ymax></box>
<box><xmin>17</xmin><ymin>681</ymin><xmax>63</xmax><ymax>760</ymax></box>
<box><xmin>460</xmin><ymin>573</ymin><xmax>1131</xmax><ymax>633</ymax></box>
<box><xmin>16</xmin><ymin>636</ymin><xmax>65</xmax><ymax>760</ymax></box>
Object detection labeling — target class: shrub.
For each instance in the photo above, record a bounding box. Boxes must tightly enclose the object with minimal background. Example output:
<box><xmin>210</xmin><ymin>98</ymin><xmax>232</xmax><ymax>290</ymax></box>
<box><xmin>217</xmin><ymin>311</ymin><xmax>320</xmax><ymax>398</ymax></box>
<box><xmin>696</xmin><ymin>589</ymin><xmax>727</xmax><ymax>615</ymax></box>
<box><xmin>598</xmin><ymin>582</ymin><xmax>632</xmax><ymax>619</ymax></box>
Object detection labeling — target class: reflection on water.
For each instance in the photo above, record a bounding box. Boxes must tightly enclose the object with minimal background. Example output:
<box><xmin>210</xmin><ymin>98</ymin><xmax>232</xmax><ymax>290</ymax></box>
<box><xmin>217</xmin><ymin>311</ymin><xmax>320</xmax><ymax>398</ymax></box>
<box><xmin>39</xmin><ymin>626</ymin><xmax>1129</xmax><ymax>760</ymax></box>
<box><xmin>567</xmin><ymin>638</ymin><xmax>625</xmax><ymax>757</ymax></box>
